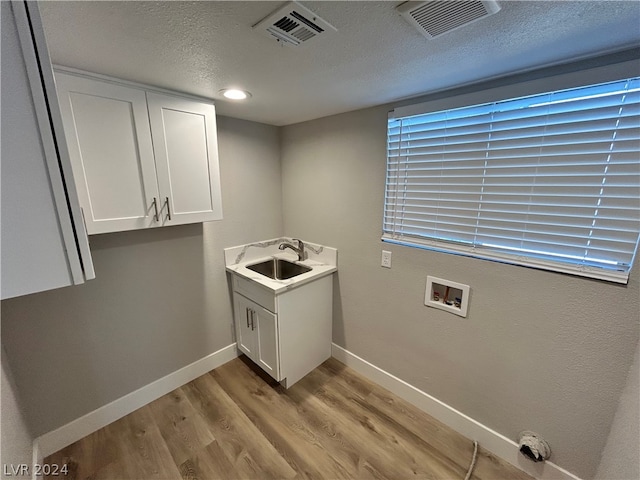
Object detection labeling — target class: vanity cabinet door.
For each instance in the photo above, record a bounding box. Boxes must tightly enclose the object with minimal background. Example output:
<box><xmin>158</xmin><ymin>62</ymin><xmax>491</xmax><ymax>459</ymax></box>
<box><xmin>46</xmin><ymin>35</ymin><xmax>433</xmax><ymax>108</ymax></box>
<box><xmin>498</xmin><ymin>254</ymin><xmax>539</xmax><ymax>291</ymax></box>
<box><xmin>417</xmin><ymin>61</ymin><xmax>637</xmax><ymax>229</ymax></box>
<box><xmin>253</xmin><ymin>303</ymin><xmax>279</xmax><ymax>380</ymax></box>
<box><xmin>146</xmin><ymin>92</ymin><xmax>223</xmax><ymax>226</ymax></box>
<box><xmin>234</xmin><ymin>293</ymin><xmax>257</xmax><ymax>359</ymax></box>
<box><xmin>55</xmin><ymin>74</ymin><xmax>160</xmax><ymax>234</ymax></box>
<box><xmin>233</xmin><ymin>292</ymin><xmax>280</xmax><ymax>381</ymax></box>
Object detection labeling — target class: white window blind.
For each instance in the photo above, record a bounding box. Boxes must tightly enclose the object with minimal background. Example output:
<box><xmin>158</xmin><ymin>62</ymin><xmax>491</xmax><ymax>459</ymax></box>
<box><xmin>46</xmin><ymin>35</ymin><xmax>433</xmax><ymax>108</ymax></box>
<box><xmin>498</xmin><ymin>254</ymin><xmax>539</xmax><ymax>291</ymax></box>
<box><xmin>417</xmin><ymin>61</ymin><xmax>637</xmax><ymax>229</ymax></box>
<box><xmin>384</xmin><ymin>77</ymin><xmax>640</xmax><ymax>283</ymax></box>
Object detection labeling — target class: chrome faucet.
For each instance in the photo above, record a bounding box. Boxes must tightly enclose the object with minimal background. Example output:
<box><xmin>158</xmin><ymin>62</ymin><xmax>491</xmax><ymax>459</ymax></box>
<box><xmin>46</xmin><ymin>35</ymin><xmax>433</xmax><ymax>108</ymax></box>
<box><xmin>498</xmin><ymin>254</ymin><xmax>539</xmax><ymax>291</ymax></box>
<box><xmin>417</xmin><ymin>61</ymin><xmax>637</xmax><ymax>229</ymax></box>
<box><xmin>279</xmin><ymin>238</ymin><xmax>305</xmax><ymax>261</ymax></box>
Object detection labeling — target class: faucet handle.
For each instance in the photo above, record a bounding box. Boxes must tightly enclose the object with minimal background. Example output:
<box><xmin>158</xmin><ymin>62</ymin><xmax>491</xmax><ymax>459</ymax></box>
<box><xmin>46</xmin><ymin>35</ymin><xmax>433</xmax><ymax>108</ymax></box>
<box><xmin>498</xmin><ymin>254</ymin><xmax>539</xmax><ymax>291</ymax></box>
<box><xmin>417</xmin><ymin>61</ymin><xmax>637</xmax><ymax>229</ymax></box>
<box><xmin>293</xmin><ymin>238</ymin><xmax>305</xmax><ymax>260</ymax></box>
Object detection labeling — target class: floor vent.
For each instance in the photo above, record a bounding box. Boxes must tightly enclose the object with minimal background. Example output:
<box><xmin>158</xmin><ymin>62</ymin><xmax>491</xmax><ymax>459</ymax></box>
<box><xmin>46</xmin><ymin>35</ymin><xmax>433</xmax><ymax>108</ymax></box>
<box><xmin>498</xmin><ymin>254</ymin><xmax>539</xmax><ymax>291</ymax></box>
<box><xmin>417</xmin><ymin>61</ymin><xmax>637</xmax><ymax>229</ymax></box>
<box><xmin>253</xmin><ymin>1</ymin><xmax>337</xmax><ymax>47</ymax></box>
<box><xmin>397</xmin><ymin>0</ymin><xmax>501</xmax><ymax>39</ymax></box>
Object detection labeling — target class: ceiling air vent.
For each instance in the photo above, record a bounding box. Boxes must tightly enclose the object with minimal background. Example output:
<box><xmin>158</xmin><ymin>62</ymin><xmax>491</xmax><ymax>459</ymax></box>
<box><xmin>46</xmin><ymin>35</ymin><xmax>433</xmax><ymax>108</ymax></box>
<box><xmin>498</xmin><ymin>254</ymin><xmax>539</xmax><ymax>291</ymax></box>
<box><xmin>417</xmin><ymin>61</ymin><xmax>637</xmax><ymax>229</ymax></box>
<box><xmin>397</xmin><ymin>1</ymin><xmax>501</xmax><ymax>39</ymax></box>
<box><xmin>253</xmin><ymin>1</ymin><xmax>337</xmax><ymax>47</ymax></box>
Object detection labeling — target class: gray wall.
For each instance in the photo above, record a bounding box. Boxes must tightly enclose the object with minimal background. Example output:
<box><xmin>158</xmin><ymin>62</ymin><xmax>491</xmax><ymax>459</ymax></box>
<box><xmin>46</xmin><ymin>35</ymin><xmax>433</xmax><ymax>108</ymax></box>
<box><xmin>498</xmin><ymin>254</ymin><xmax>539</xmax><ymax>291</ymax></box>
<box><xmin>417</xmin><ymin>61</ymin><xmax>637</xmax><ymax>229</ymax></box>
<box><xmin>0</xmin><ymin>116</ymin><xmax>283</xmax><ymax>437</ymax></box>
<box><xmin>281</xmin><ymin>104</ymin><xmax>640</xmax><ymax>479</ymax></box>
<box><xmin>1</xmin><ymin>348</ymin><xmax>33</xmax><ymax>478</ymax></box>
<box><xmin>596</xmin><ymin>339</ymin><xmax>640</xmax><ymax>480</ymax></box>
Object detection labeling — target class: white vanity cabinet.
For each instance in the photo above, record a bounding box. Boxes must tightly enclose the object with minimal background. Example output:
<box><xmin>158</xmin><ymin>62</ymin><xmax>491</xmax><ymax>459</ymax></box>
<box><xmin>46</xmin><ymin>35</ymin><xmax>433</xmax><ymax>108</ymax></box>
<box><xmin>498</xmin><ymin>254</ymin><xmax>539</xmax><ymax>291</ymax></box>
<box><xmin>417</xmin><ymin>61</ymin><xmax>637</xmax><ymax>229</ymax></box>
<box><xmin>55</xmin><ymin>71</ymin><xmax>222</xmax><ymax>235</ymax></box>
<box><xmin>231</xmin><ymin>273</ymin><xmax>333</xmax><ymax>388</ymax></box>
<box><xmin>1</xmin><ymin>1</ymin><xmax>94</xmax><ymax>300</ymax></box>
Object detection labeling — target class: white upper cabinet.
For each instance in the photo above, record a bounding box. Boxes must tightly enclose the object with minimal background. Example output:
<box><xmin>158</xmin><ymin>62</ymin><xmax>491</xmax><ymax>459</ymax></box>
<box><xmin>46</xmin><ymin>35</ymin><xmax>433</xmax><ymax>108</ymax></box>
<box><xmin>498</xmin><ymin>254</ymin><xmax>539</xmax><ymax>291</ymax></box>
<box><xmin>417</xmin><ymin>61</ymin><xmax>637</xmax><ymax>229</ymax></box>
<box><xmin>55</xmin><ymin>72</ymin><xmax>223</xmax><ymax>234</ymax></box>
<box><xmin>1</xmin><ymin>1</ymin><xmax>94</xmax><ymax>300</ymax></box>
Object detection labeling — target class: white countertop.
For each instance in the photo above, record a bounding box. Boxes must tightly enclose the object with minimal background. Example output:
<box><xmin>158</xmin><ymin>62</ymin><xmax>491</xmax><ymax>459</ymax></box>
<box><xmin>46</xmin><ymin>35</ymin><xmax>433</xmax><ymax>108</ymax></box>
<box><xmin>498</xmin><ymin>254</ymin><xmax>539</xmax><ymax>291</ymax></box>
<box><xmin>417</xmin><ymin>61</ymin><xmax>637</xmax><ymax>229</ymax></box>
<box><xmin>224</xmin><ymin>238</ymin><xmax>337</xmax><ymax>294</ymax></box>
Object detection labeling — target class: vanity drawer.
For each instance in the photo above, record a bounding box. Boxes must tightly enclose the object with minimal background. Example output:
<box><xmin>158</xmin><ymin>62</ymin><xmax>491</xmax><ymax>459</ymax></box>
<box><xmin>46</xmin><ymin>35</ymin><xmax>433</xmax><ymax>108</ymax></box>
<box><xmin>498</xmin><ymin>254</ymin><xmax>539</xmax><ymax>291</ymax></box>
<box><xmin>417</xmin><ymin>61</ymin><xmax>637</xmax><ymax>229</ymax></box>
<box><xmin>233</xmin><ymin>274</ymin><xmax>276</xmax><ymax>313</ymax></box>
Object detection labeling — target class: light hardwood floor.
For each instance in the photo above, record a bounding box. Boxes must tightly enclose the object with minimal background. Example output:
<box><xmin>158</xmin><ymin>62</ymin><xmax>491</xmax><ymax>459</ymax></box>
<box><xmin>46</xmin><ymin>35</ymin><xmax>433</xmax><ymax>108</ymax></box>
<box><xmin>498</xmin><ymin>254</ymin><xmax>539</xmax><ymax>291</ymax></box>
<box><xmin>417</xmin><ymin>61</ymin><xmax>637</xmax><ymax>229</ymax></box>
<box><xmin>45</xmin><ymin>356</ymin><xmax>533</xmax><ymax>480</ymax></box>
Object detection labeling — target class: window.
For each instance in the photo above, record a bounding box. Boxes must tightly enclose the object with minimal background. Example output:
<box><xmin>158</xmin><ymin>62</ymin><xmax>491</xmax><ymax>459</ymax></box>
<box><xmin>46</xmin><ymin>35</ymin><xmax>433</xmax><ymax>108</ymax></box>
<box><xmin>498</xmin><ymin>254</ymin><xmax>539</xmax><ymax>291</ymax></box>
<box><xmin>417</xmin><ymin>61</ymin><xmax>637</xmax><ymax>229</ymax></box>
<box><xmin>384</xmin><ymin>77</ymin><xmax>640</xmax><ymax>283</ymax></box>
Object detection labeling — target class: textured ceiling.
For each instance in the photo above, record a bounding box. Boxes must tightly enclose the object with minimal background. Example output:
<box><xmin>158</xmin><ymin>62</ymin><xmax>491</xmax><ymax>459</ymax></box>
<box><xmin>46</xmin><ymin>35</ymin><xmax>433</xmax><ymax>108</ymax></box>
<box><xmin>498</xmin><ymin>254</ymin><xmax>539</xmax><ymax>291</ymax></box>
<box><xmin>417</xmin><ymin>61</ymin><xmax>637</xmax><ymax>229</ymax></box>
<box><xmin>39</xmin><ymin>1</ymin><xmax>640</xmax><ymax>126</ymax></box>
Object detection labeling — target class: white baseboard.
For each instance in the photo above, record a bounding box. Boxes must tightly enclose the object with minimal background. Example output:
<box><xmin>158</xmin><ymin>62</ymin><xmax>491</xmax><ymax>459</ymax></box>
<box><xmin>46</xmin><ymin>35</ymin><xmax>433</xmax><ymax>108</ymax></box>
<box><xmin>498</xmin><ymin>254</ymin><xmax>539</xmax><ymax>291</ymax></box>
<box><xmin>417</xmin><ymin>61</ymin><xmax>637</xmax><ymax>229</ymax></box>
<box><xmin>331</xmin><ymin>343</ymin><xmax>582</xmax><ymax>480</ymax></box>
<box><xmin>35</xmin><ymin>344</ymin><xmax>238</xmax><ymax>459</ymax></box>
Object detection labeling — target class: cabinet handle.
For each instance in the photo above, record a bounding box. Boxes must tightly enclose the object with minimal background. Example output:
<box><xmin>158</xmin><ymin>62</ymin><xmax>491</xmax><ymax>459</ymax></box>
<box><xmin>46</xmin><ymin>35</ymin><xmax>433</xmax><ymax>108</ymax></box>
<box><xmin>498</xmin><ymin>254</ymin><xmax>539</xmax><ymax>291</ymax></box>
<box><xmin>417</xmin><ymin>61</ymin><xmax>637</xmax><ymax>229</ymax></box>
<box><xmin>246</xmin><ymin>307</ymin><xmax>250</xmax><ymax>328</ymax></box>
<box><xmin>164</xmin><ymin>197</ymin><xmax>172</xmax><ymax>221</ymax></box>
<box><xmin>250</xmin><ymin>309</ymin><xmax>256</xmax><ymax>330</ymax></box>
<box><xmin>152</xmin><ymin>197</ymin><xmax>159</xmax><ymax>222</ymax></box>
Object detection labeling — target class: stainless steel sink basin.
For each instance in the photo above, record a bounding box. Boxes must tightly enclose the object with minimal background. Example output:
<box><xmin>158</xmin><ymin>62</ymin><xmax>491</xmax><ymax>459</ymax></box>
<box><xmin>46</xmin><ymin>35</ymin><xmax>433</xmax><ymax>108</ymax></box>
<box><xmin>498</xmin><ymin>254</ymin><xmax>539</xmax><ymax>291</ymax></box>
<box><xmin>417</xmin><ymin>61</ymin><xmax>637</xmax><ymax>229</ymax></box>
<box><xmin>246</xmin><ymin>258</ymin><xmax>312</xmax><ymax>280</ymax></box>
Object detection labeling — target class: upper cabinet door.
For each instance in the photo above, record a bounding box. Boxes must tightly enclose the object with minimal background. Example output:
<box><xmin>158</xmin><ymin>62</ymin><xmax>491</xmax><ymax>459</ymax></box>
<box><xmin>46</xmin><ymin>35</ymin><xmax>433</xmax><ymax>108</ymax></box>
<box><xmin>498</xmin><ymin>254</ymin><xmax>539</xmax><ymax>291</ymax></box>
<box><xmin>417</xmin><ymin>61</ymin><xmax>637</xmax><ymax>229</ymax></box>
<box><xmin>146</xmin><ymin>92</ymin><xmax>223</xmax><ymax>226</ymax></box>
<box><xmin>1</xmin><ymin>2</ymin><xmax>94</xmax><ymax>299</ymax></box>
<box><xmin>55</xmin><ymin>74</ymin><xmax>160</xmax><ymax>234</ymax></box>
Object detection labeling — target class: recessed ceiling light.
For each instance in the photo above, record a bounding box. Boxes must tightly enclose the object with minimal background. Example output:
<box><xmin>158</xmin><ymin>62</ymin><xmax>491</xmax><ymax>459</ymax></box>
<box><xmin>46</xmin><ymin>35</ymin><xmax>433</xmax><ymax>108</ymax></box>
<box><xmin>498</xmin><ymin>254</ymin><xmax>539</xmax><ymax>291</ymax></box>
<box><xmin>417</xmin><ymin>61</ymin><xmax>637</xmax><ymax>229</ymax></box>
<box><xmin>219</xmin><ymin>89</ymin><xmax>251</xmax><ymax>100</ymax></box>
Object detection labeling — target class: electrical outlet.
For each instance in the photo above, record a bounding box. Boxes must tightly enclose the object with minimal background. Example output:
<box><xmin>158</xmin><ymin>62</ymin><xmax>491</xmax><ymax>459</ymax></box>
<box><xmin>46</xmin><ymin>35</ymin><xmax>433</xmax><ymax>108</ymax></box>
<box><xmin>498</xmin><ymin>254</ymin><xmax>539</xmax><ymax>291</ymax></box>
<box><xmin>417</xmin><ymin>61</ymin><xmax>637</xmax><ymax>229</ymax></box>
<box><xmin>381</xmin><ymin>250</ymin><xmax>392</xmax><ymax>268</ymax></box>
